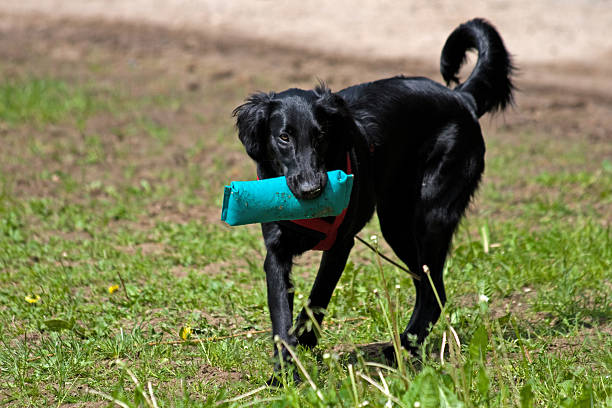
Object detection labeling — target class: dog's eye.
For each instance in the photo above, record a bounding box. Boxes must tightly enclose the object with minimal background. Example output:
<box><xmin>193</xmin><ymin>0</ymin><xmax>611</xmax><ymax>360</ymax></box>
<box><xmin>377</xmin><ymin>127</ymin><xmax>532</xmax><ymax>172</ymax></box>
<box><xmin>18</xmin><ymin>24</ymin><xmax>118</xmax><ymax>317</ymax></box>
<box><xmin>278</xmin><ymin>133</ymin><xmax>290</xmax><ymax>143</ymax></box>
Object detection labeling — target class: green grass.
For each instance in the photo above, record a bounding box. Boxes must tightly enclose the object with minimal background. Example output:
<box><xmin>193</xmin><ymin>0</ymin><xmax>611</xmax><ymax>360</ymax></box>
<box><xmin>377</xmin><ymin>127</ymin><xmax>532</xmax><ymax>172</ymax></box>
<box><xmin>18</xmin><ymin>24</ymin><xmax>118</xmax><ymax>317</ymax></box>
<box><xmin>0</xmin><ymin>73</ymin><xmax>610</xmax><ymax>407</ymax></box>
<box><xmin>0</xmin><ymin>78</ymin><xmax>103</xmax><ymax>125</ymax></box>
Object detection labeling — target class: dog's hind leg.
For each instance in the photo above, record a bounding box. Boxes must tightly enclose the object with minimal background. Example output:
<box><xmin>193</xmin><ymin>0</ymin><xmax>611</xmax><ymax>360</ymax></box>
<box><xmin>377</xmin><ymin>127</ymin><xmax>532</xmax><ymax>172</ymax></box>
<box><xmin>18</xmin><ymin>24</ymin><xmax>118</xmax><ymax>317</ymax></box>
<box><xmin>378</xmin><ymin>192</ymin><xmax>459</xmax><ymax>358</ymax></box>
<box><xmin>403</xmin><ymin>228</ymin><xmax>452</xmax><ymax>347</ymax></box>
<box><xmin>408</xmin><ymin>140</ymin><xmax>484</xmax><ymax>351</ymax></box>
<box><xmin>294</xmin><ymin>238</ymin><xmax>355</xmax><ymax>348</ymax></box>
<box><xmin>379</xmin><ymin>125</ymin><xmax>485</xmax><ymax>355</ymax></box>
<box><xmin>376</xmin><ymin>202</ymin><xmax>435</xmax><ymax>349</ymax></box>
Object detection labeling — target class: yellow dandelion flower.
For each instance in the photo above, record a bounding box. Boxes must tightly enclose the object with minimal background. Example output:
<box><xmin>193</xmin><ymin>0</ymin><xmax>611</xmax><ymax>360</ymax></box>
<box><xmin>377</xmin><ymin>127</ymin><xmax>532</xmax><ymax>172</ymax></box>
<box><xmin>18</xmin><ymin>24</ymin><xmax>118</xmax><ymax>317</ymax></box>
<box><xmin>25</xmin><ymin>294</ymin><xmax>40</xmax><ymax>304</ymax></box>
<box><xmin>180</xmin><ymin>325</ymin><xmax>192</xmax><ymax>340</ymax></box>
<box><xmin>108</xmin><ymin>284</ymin><xmax>120</xmax><ymax>294</ymax></box>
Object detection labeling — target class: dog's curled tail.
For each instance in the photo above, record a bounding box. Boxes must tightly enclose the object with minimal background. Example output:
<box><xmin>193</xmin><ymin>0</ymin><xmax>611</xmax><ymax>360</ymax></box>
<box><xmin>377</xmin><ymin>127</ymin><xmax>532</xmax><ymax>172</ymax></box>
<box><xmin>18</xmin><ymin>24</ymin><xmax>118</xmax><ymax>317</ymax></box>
<box><xmin>440</xmin><ymin>18</ymin><xmax>515</xmax><ymax>118</ymax></box>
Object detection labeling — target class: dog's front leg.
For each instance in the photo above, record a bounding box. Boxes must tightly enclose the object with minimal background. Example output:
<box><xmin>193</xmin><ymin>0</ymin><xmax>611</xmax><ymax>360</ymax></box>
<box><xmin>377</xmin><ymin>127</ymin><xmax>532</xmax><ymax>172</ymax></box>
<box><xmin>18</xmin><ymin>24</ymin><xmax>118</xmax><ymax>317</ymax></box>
<box><xmin>295</xmin><ymin>238</ymin><xmax>354</xmax><ymax>348</ymax></box>
<box><xmin>263</xmin><ymin>250</ymin><xmax>300</xmax><ymax>384</ymax></box>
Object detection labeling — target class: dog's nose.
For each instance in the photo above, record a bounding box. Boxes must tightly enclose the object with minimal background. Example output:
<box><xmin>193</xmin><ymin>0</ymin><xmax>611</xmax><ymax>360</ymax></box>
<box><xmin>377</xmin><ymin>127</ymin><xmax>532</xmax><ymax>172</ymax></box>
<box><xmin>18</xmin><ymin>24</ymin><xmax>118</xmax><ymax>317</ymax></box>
<box><xmin>288</xmin><ymin>172</ymin><xmax>327</xmax><ymax>200</ymax></box>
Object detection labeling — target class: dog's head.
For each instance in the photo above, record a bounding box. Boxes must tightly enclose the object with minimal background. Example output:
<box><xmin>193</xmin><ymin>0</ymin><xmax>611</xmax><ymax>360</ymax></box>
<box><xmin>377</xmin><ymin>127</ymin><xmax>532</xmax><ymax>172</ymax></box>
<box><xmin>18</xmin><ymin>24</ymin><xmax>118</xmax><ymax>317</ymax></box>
<box><xmin>233</xmin><ymin>83</ymin><xmax>354</xmax><ymax>200</ymax></box>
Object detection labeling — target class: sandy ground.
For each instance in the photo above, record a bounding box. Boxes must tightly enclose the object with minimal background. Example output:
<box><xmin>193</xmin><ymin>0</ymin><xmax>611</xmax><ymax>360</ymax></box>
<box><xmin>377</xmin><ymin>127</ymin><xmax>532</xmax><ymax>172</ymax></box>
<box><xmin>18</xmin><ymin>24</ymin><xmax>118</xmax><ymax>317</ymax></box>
<box><xmin>0</xmin><ymin>0</ymin><xmax>609</xmax><ymax>152</ymax></box>
<box><xmin>2</xmin><ymin>0</ymin><xmax>612</xmax><ymax>65</ymax></box>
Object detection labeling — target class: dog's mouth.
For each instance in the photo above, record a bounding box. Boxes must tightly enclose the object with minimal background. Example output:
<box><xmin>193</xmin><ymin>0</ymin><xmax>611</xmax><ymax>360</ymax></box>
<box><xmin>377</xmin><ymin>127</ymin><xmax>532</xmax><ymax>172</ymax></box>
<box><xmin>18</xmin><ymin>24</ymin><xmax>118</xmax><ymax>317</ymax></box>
<box><xmin>301</xmin><ymin>186</ymin><xmax>323</xmax><ymax>200</ymax></box>
<box><xmin>286</xmin><ymin>171</ymin><xmax>328</xmax><ymax>200</ymax></box>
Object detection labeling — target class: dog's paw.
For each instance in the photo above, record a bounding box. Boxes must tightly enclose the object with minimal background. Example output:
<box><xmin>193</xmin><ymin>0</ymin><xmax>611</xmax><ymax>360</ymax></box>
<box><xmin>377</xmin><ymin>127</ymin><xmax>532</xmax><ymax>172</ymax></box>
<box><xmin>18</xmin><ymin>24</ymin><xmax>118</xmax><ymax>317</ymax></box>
<box><xmin>266</xmin><ymin>370</ymin><xmax>302</xmax><ymax>387</ymax></box>
<box><xmin>266</xmin><ymin>373</ymin><xmax>282</xmax><ymax>387</ymax></box>
<box><xmin>296</xmin><ymin>328</ymin><xmax>318</xmax><ymax>349</ymax></box>
<box><xmin>381</xmin><ymin>344</ymin><xmax>398</xmax><ymax>365</ymax></box>
<box><xmin>382</xmin><ymin>337</ymin><xmax>420</xmax><ymax>366</ymax></box>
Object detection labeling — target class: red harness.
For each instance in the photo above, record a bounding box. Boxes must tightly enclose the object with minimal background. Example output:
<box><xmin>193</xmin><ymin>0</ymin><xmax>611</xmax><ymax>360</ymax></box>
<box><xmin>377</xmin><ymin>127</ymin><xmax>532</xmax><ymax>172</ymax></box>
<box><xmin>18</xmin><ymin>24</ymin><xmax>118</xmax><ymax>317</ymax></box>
<box><xmin>289</xmin><ymin>153</ymin><xmax>352</xmax><ymax>251</ymax></box>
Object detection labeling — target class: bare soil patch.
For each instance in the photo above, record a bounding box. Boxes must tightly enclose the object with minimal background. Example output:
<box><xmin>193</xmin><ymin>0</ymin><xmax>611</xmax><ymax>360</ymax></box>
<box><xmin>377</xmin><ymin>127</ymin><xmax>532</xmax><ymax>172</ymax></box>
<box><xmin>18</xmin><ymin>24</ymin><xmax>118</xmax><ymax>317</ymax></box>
<box><xmin>4</xmin><ymin>0</ymin><xmax>612</xmax><ymax>65</ymax></box>
<box><xmin>1</xmin><ymin>13</ymin><xmax>610</xmax><ymax>199</ymax></box>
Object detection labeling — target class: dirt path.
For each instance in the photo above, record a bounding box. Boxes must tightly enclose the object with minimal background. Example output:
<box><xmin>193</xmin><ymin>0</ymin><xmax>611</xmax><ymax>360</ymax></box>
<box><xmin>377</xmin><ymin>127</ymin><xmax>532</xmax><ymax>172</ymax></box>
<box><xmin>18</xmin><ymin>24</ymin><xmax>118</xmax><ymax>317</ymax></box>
<box><xmin>2</xmin><ymin>0</ymin><xmax>612</xmax><ymax>65</ymax></box>
<box><xmin>2</xmin><ymin>0</ymin><xmax>612</xmax><ymax>107</ymax></box>
<box><xmin>0</xmin><ymin>2</ymin><xmax>610</xmax><ymax>163</ymax></box>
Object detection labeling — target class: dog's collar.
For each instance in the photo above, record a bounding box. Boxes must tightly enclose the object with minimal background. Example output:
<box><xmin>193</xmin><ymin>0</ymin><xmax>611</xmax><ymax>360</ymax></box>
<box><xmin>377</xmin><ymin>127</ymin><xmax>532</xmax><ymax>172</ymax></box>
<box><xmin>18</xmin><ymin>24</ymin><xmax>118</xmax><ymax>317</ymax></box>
<box><xmin>289</xmin><ymin>153</ymin><xmax>352</xmax><ymax>251</ymax></box>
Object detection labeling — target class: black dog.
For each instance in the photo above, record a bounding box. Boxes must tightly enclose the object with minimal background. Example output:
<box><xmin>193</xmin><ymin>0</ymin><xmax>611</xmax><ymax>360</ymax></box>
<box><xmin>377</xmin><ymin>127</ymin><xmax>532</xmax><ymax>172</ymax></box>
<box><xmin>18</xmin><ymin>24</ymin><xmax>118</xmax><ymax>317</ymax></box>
<box><xmin>233</xmin><ymin>18</ymin><xmax>514</xmax><ymax>382</ymax></box>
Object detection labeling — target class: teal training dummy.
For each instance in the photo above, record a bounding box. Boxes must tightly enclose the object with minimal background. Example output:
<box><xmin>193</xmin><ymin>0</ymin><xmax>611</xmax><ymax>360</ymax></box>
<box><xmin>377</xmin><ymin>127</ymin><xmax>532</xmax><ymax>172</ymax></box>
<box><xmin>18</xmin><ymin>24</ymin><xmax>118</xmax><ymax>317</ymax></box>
<box><xmin>221</xmin><ymin>170</ymin><xmax>353</xmax><ymax>226</ymax></box>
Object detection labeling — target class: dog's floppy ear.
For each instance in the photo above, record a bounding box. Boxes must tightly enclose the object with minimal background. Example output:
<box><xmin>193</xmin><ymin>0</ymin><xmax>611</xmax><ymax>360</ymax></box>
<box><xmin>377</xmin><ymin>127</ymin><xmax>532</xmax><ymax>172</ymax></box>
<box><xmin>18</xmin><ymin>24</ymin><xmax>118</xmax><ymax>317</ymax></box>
<box><xmin>232</xmin><ymin>92</ymin><xmax>273</xmax><ymax>161</ymax></box>
<box><xmin>314</xmin><ymin>83</ymin><xmax>356</xmax><ymax>148</ymax></box>
<box><xmin>314</xmin><ymin>82</ymin><xmax>348</xmax><ymax>117</ymax></box>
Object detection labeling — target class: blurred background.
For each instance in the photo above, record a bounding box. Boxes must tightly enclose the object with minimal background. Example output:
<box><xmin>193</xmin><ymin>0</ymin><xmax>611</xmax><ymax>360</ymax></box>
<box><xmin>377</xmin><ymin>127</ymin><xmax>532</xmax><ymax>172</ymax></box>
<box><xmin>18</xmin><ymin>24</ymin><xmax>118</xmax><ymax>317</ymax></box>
<box><xmin>3</xmin><ymin>0</ymin><xmax>612</xmax><ymax>63</ymax></box>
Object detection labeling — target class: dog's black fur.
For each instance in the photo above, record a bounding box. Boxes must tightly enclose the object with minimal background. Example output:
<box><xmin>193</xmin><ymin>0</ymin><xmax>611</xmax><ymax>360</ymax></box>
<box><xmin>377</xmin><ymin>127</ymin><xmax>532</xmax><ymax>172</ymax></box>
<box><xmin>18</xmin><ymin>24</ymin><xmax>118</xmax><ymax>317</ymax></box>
<box><xmin>233</xmin><ymin>18</ymin><xmax>515</xmax><ymax>382</ymax></box>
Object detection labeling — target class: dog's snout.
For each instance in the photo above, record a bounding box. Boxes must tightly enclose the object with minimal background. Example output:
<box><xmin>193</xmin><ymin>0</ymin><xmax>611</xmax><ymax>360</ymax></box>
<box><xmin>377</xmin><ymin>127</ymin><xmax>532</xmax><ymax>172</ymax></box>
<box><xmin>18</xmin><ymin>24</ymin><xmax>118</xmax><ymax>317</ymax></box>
<box><xmin>288</xmin><ymin>172</ymin><xmax>327</xmax><ymax>200</ymax></box>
